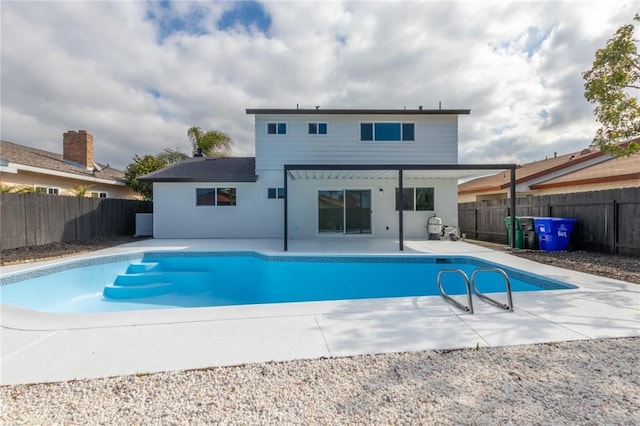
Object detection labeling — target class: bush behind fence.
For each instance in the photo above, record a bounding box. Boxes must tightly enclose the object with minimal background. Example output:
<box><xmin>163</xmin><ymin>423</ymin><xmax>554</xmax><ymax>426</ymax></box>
<box><xmin>1</xmin><ymin>193</ymin><xmax>153</xmax><ymax>250</ymax></box>
<box><xmin>458</xmin><ymin>187</ymin><xmax>640</xmax><ymax>256</ymax></box>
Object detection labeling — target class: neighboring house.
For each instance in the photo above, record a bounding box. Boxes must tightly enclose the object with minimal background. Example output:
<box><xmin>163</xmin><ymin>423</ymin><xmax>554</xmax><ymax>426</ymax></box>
<box><xmin>528</xmin><ymin>152</ymin><xmax>640</xmax><ymax>195</ymax></box>
<box><xmin>458</xmin><ymin>142</ymin><xmax>640</xmax><ymax>202</ymax></box>
<box><xmin>141</xmin><ymin>107</ymin><xmax>513</xmax><ymax>246</ymax></box>
<box><xmin>0</xmin><ymin>130</ymin><xmax>138</xmax><ymax>199</ymax></box>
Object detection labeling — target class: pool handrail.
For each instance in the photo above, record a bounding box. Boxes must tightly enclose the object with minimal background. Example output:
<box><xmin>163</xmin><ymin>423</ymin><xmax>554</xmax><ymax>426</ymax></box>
<box><xmin>436</xmin><ymin>269</ymin><xmax>474</xmax><ymax>314</ymax></box>
<box><xmin>470</xmin><ymin>267</ymin><xmax>514</xmax><ymax>311</ymax></box>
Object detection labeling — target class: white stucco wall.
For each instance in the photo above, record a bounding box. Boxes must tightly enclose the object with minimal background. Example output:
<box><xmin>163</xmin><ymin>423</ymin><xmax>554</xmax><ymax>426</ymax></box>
<box><xmin>152</xmin><ymin>181</ymin><xmax>283</xmax><ymax>238</ymax></box>
<box><xmin>152</xmin><ymin>176</ymin><xmax>458</xmax><ymax>240</ymax></box>
<box><xmin>286</xmin><ymin>177</ymin><xmax>458</xmax><ymax>239</ymax></box>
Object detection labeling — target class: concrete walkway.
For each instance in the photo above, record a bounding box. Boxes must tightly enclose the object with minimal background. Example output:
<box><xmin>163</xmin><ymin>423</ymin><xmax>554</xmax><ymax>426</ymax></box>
<box><xmin>1</xmin><ymin>238</ymin><xmax>638</xmax><ymax>385</ymax></box>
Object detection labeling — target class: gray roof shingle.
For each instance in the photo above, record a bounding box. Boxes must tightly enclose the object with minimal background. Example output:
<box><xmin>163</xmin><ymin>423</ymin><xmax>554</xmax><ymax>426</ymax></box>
<box><xmin>139</xmin><ymin>157</ymin><xmax>257</xmax><ymax>182</ymax></box>
<box><xmin>0</xmin><ymin>140</ymin><xmax>125</xmax><ymax>182</ymax></box>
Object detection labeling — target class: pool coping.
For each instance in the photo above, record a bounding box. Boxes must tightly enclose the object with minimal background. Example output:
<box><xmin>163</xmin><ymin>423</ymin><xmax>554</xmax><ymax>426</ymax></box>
<box><xmin>1</xmin><ymin>238</ymin><xmax>639</xmax><ymax>385</ymax></box>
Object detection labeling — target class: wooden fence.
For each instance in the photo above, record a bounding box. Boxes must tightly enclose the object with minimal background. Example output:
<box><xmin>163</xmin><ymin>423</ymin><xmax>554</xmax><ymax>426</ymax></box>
<box><xmin>458</xmin><ymin>187</ymin><xmax>640</xmax><ymax>256</ymax></box>
<box><xmin>1</xmin><ymin>193</ymin><xmax>152</xmax><ymax>250</ymax></box>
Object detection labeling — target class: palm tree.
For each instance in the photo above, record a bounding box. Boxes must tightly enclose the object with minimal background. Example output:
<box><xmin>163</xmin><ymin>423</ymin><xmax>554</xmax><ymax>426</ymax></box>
<box><xmin>70</xmin><ymin>185</ymin><xmax>92</xmax><ymax>197</ymax></box>
<box><xmin>187</xmin><ymin>126</ymin><xmax>232</xmax><ymax>158</ymax></box>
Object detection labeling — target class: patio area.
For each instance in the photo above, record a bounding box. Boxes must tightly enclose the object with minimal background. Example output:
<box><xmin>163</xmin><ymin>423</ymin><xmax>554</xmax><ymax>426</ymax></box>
<box><xmin>1</xmin><ymin>238</ymin><xmax>638</xmax><ymax>385</ymax></box>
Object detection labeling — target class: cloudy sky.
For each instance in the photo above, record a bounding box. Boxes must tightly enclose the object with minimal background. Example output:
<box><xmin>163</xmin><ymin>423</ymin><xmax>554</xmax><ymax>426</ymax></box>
<box><xmin>1</xmin><ymin>1</ymin><xmax>636</xmax><ymax>170</ymax></box>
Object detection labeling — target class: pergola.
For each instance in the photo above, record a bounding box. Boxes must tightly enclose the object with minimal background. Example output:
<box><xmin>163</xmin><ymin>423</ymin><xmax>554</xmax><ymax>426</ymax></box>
<box><xmin>283</xmin><ymin>163</ymin><xmax>517</xmax><ymax>251</ymax></box>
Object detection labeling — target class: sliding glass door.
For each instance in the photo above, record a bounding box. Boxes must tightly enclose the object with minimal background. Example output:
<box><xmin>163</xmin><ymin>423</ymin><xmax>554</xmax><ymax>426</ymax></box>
<box><xmin>318</xmin><ymin>189</ymin><xmax>371</xmax><ymax>235</ymax></box>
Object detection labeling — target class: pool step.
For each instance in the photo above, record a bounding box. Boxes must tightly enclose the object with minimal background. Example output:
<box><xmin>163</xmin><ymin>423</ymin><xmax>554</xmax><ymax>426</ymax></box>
<box><xmin>126</xmin><ymin>262</ymin><xmax>161</xmax><ymax>274</ymax></box>
<box><xmin>103</xmin><ymin>282</ymin><xmax>175</xmax><ymax>299</ymax></box>
<box><xmin>113</xmin><ymin>271</ymin><xmax>208</xmax><ymax>286</ymax></box>
<box><xmin>103</xmin><ymin>270</ymin><xmax>212</xmax><ymax>299</ymax></box>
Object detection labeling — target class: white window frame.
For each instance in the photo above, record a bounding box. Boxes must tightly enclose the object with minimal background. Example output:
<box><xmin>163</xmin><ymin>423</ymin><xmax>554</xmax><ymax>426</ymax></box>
<box><xmin>266</xmin><ymin>122</ymin><xmax>287</xmax><ymax>135</ymax></box>
<box><xmin>195</xmin><ymin>187</ymin><xmax>237</xmax><ymax>206</ymax></box>
<box><xmin>267</xmin><ymin>187</ymin><xmax>285</xmax><ymax>199</ymax></box>
<box><xmin>359</xmin><ymin>122</ymin><xmax>416</xmax><ymax>142</ymax></box>
<box><xmin>307</xmin><ymin>122</ymin><xmax>328</xmax><ymax>135</ymax></box>
<box><xmin>395</xmin><ymin>186</ymin><xmax>435</xmax><ymax>211</ymax></box>
<box><xmin>90</xmin><ymin>191</ymin><xmax>108</xmax><ymax>198</ymax></box>
<box><xmin>34</xmin><ymin>185</ymin><xmax>60</xmax><ymax>195</ymax></box>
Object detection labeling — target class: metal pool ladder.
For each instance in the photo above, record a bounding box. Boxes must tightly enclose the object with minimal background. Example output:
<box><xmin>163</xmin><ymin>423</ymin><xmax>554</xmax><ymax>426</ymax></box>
<box><xmin>436</xmin><ymin>267</ymin><xmax>513</xmax><ymax>314</ymax></box>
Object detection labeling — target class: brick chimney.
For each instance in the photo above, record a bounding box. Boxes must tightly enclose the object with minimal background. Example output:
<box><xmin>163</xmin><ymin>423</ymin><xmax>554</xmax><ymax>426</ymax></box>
<box><xmin>63</xmin><ymin>130</ymin><xmax>94</xmax><ymax>169</ymax></box>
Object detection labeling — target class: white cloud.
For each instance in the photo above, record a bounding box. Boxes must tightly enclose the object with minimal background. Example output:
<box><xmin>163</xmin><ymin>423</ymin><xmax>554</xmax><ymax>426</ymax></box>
<box><xmin>0</xmin><ymin>0</ymin><xmax>634</xmax><ymax>169</ymax></box>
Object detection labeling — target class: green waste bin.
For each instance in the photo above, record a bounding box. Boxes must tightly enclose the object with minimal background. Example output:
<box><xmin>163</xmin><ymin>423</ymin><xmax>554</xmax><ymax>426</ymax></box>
<box><xmin>504</xmin><ymin>216</ymin><xmax>524</xmax><ymax>248</ymax></box>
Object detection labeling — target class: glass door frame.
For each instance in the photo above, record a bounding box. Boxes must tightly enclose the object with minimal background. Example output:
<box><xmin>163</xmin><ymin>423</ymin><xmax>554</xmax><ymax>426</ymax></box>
<box><xmin>317</xmin><ymin>188</ymin><xmax>372</xmax><ymax>236</ymax></box>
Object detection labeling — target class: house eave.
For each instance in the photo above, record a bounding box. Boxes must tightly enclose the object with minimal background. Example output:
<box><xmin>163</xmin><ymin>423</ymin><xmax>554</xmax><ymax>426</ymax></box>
<box><xmin>246</xmin><ymin>108</ymin><xmax>471</xmax><ymax>115</ymax></box>
<box><xmin>1</xmin><ymin>162</ymin><xmax>125</xmax><ymax>186</ymax></box>
<box><xmin>530</xmin><ymin>173</ymin><xmax>640</xmax><ymax>190</ymax></box>
<box><xmin>140</xmin><ymin>176</ymin><xmax>258</xmax><ymax>183</ymax></box>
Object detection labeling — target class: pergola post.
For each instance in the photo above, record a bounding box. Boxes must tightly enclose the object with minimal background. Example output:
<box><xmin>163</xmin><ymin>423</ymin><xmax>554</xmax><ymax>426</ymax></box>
<box><xmin>398</xmin><ymin>168</ymin><xmax>404</xmax><ymax>251</ymax></box>
<box><xmin>284</xmin><ymin>167</ymin><xmax>288</xmax><ymax>251</ymax></box>
<box><xmin>510</xmin><ymin>167</ymin><xmax>516</xmax><ymax>249</ymax></box>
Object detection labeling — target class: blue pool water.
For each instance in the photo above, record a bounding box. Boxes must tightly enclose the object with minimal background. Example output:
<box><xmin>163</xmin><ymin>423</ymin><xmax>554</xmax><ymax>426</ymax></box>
<box><xmin>0</xmin><ymin>252</ymin><xmax>577</xmax><ymax>314</ymax></box>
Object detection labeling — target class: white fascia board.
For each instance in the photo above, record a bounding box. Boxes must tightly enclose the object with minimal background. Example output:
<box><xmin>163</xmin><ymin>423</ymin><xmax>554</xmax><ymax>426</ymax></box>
<box><xmin>0</xmin><ymin>165</ymin><xmax>18</xmax><ymax>174</ymax></box>
<box><xmin>8</xmin><ymin>162</ymin><xmax>125</xmax><ymax>186</ymax></box>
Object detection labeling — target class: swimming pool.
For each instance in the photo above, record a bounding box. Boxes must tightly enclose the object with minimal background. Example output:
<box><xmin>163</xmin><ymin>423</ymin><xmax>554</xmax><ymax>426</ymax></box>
<box><xmin>0</xmin><ymin>251</ymin><xmax>577</xmax><ymax>314</ymax></box>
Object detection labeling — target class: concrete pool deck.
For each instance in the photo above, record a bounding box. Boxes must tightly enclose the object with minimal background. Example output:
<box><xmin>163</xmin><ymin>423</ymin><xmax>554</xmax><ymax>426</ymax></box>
<box><xmin>1</xmin><ymin>238</ymin><xmax>638</xmax><ymax>385</ymax></box>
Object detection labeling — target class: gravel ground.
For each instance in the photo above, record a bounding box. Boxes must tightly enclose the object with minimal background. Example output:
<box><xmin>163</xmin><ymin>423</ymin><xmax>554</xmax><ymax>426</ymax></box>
<box><xmin>1</xmin><ymin>339</ymin><xmax>638</xmax><ymax>425</ymax></box>
<box><xmin>0</xmin><ymin>236</ymin><xmax>144</xmax><ymax>266</ymax></box>
<box><xmin>507</xmin><ymin>249</ymin><xmax>640</xmax><ymax>285</ymax></box>
<box><xmin>1</xmin><ymin>240</ymin><xmax>639</xmax><ymax>424</ymax></box>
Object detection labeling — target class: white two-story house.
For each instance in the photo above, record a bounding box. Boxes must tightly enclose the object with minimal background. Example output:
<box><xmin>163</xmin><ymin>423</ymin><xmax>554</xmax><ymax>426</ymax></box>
<box><xmin>142</xmin><ymin>107</ymin><xmax>516</xmax><ymax>249</ymax></box>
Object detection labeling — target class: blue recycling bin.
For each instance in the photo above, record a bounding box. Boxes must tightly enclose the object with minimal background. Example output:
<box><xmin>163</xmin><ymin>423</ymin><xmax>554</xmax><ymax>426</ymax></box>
<box><xmin>533</xmin><ymin>217</ymin><xmax>577</xmax><ymax>252</ymax></box>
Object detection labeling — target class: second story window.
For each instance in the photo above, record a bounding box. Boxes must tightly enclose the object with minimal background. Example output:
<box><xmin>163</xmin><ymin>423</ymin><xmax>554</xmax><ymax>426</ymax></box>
<box><xmin>308</xmin><ymin>122</ymin><xmax>327</xmax><ymax>135</ymax></box>
<box><xmin>360</xmin><ymin>122</ymin><xmax>415</xmax><ymax>142</ymax></box>
<box><xmin>267</xmin><ymin>122</ymin><xmax>287</xmax><ymax>135</ymax></box>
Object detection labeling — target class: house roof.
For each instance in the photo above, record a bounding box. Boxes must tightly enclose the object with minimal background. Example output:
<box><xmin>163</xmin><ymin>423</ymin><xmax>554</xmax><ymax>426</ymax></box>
<box><xmin>246</xmin><ymin>108</ymin><xmax>471</xmax><ymax>115</ymax></box>
<box><xmin>0</xmin><ymin>139</ymin><xmax>125</xmax><ymax>183</ymax></box>
<box><xmin>139</xmin><ymin>157</ymin><xmax>258</xmax><ymax>182</ymax></box>
<box><xmin>458</xmin><ymin>147</ymin><xmax>606</xmax><ymax>194</ymax></box>
<box><xmin>530</xmin><ymin>152</ymin><xmax>640</xmax><ymax>189</ymax></box>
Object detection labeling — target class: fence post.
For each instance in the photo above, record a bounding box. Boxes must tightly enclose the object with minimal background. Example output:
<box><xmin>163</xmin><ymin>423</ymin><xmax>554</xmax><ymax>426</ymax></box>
<box><xmin>474</xmin><ymin>207</ymin><xmax>478</xmax><ymax>239</ymax></box>
<box><xmin>612</xmin><ymin>200</ymin><xmax>618</xmax><ymax>255</ymax></box>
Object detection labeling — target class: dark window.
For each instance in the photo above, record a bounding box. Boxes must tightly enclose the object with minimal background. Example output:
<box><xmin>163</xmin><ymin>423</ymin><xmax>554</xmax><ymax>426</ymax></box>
<box><xmin>361</xmin><ymin>122</ymin><xmax>414</xmax><ymax>141</ymax></box>
<box><xmin>217</xmin><ymin>188</ymin><xmax>237</xmax><ymax>206</ymax></box>
<box><xmin>416</xmin><ymin>187</ymin><xmax>435</xmax><ymax>211</ymax></box>
<box><xmin>375</xmin><ymin>123</ymin><xmax>401</xmax><ymax>141</ymax></box>
<box><xmin>395</xmin><ymin>188</ymin><xmax>415</xmax><ymax>211</ymax></box>
<box><xmin>196</xmin><ymin>188</ymin><xmax>216</xmax><ymax>206</ymax></box>
<box><xmin>360</xmin><ymin>123</ymin><xmax>373</xmax><ymax>141</ymax></box>
<box><xmin>268</xmin><ymin>187</ymin><xmax>285</xmax><ymax>199</ymax></box>
<box><xmin>308</xmin><ymin>122</ymin><xmax>328</xmax><ymax>135</ymax></box>
<box><xmin>402</xmin><ymin>123</ymin><xmax>415</xmax><ymax>141</ymax></box>
<box><xmin>267</xmin><ymin>122</ymin><xmax>286</xmax><ymax>135</ymax></box>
